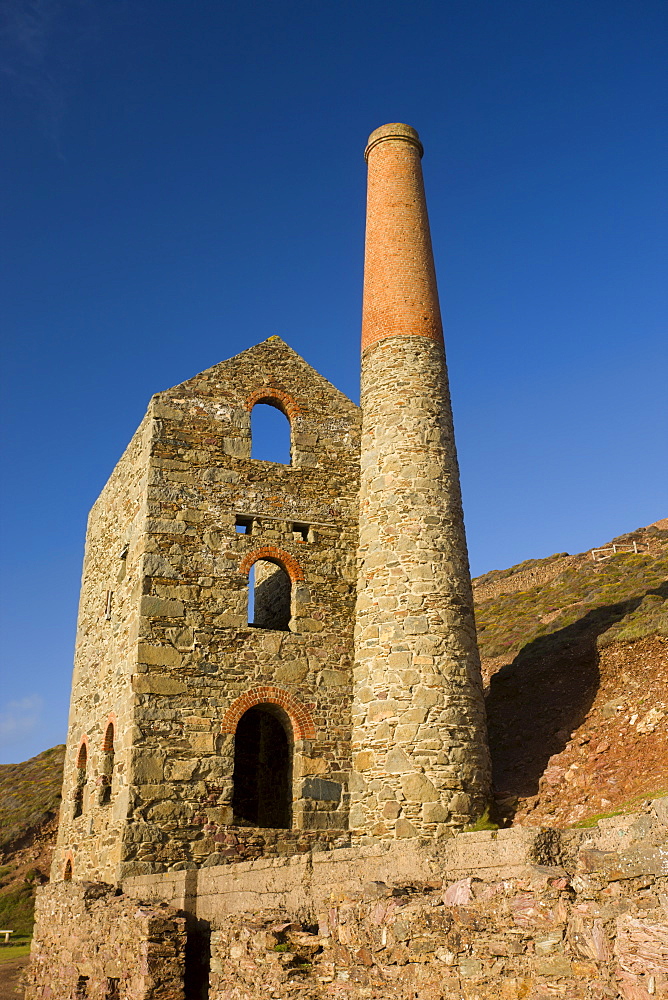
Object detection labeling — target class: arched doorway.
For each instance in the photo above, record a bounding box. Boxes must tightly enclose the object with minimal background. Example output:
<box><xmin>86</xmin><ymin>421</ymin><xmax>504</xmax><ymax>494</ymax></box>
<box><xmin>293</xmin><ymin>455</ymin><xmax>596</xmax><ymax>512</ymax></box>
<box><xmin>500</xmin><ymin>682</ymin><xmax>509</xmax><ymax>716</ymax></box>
<box><xmin>232</xmin><ymin>705</ymin><xmax>291</xmax><ymax>828</ymax></box>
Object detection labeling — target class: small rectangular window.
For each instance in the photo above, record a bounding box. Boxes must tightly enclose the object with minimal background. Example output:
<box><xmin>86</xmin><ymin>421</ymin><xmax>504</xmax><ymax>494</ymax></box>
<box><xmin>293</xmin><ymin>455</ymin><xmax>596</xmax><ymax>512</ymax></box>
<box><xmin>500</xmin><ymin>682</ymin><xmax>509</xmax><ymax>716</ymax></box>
<box><xmin>105</xmin><ymin>978</ymin><xmax>120</xmax><ymax>1000</ymax></box>
<box><xmin>292</xmin><ymin>522</ymin><xmax>310</xmax><ymax>542</ymax></box>
<box><xmin>104</xmin><ymin>590</ymin><xmax>113</xmax><ymax>620</ymax></box>
<box><xmin>76</xmin><ymin>976</ymin><xmax>89</xmax><ymax>999</ymax></box>
<box><xmin>235</xmin><ymin>516</ymin><xmax>253</xmax><ymax>534</ymax></box>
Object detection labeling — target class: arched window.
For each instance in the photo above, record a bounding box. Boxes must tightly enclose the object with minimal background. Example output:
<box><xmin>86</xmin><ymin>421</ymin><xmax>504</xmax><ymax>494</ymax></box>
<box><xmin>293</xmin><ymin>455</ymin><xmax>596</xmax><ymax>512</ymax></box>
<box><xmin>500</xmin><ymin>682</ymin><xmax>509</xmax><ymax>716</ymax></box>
<box><xmin>73</xmin><ymin>743</ymin><xmax>87</xmax><ymax>819</ymax></box>
<box><xmin>232</xmin><ymin>705</ymin><xmax>291</xmax><ymax>829</ymax></box>
<box><xmin>99</xmin><ymin>723</ymin><xmax>115</xmax><ymax>806</ymax></box>
<box><xmin>250</xmin><ymin>402</ymin><xmax>291</xmax><ymax>464</ymax></box>
<box><xmin>64</xmin><ymin>858</ymin><xmax>73</xmax><ymax>881</ymax></box>
<box><xmin>248</xmin><ymin>559</ymin><xmax>292</xmax><ymax>630</ymax></box>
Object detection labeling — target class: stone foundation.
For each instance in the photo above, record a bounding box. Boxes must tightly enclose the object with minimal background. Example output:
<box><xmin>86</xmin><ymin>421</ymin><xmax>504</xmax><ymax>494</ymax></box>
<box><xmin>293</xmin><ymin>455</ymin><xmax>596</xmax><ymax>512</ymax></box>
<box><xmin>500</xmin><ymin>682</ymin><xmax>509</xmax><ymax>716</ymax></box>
<box><xmin>29</xmin><ymin>801</ymin><xmax>667</xmax><ymax>999</ymax></box>
<box><xmin>24</xmin><ymin>883</ymin><xmax>186</xmax><ymax>1000</ymax></box>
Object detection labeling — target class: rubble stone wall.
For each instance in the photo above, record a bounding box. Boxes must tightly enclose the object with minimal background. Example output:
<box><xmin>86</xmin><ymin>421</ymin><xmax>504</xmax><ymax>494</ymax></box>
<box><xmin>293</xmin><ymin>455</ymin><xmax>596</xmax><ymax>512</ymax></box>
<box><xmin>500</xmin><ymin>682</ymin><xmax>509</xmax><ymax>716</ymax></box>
<box><xmin>124</xmin><ymin>338</ymin><xmax>361</xmax><ymax>877</ymax></box>
<box><xmin>51</xmin><ymin>415</ymin><xmax>152</xmax><ymax>884</ymax></box>
<box><xmin>201</xmin><ymin>803</ymin><xmax>668</xmax><ymax>999</ymax></box>
<box><xmin>24</xmin><ymin>882</ymin><xmax>186</xmax><ymax>1000</ymax></box>
<box><xmin>33</xmin><ymin>804</ymin><xmax>668</xmax><ymax>999</ymax></box>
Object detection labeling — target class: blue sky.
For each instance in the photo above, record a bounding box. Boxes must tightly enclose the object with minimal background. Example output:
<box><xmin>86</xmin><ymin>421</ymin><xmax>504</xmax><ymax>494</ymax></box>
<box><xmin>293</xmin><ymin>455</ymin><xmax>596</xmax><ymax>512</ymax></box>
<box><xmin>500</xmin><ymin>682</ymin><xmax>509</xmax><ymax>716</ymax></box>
<box><xmin>1</xmin><ymin>0</ymin><xmax>666</xmax><ymax>764</ymax></box>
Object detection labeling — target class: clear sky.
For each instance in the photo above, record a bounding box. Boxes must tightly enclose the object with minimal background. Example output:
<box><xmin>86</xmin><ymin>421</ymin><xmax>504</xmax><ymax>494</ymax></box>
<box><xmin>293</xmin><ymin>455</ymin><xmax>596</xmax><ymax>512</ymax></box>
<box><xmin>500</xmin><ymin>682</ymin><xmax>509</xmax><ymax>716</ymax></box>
<box><xmin>1</xmin><ymin>0</ymin><xmax>666</xmax><ymax>764</ymax></box>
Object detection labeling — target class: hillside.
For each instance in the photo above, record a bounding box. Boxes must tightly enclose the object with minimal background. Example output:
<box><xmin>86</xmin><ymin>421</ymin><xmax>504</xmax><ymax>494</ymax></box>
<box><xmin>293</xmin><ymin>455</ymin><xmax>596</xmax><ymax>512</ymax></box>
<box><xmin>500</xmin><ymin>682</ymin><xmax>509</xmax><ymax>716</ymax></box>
<box><xmin>475</xmin><ymin>520</ymin><xmax>668</xmax><ymax>826</ymax></box>
<box><xmin>0</xmin><ymin>746</ymin><xmax>65</xmax><ymax>937</ymax></box>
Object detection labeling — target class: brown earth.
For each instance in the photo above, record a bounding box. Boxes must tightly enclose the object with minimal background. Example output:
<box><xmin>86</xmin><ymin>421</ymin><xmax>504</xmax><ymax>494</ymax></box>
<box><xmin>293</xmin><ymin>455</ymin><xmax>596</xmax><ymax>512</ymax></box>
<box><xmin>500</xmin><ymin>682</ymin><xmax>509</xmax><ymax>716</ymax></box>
<box><xmin>0</xmin><ymin>956</ymin><xmax>29</xmax><ymax>999</ymax></box>
<box><xmin>476</xmin><ymin>521</ymin><xmax>668</xmax><ymax>828</ymax></box>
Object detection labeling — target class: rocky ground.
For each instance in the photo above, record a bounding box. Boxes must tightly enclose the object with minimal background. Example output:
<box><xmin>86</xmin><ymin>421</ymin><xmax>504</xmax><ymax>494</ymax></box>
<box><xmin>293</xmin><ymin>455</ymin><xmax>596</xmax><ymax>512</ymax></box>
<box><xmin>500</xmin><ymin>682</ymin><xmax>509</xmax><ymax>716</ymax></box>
<box><xmin>474</xmin><ymin>521</ymin><xmax>668</xmax><ymax>828</ymax></box>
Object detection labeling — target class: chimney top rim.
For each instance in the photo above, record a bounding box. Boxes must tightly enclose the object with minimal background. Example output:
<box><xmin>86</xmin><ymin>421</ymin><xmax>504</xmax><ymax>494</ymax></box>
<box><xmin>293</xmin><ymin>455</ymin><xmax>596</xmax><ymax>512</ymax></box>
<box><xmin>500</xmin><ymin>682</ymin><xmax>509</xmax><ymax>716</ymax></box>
<box><xmin>365</xmin><ymin>123</ymin><xmax>423</xmax><ymax>161</ymax></box>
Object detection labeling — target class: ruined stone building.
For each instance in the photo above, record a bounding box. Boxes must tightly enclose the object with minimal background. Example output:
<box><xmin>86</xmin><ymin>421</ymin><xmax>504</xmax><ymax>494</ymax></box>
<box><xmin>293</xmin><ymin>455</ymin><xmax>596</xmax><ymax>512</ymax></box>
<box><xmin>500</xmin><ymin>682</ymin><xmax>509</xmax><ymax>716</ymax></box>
<box><xmin>51</xmin><ymin>122</ymin><xmax>491</xmax><ymax>887</ymax></box>
<box><xmin>27</xmin><ymin>124</ymin><xmax>668</xmax><ymax>1000</ymax></box>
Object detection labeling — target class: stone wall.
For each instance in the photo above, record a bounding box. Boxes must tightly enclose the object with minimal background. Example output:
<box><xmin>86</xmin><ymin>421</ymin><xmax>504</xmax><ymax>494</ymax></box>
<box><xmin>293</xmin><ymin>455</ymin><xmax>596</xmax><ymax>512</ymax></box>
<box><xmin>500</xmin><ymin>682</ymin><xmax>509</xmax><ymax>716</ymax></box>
<box><xmin>32</xmin><ymin>803</ymin><xmax>668</xmax><ymax>998</ymax></box>
<box><xmin>354</xmin><ymin>338</ymin><xmax>491</xmax><ymax>837</ymax></box>
<box><xmin>24</xmin><ymin>882</ymin><xmax>186</xmax><ymax>1000</ymax></box>
<box><xmin>124</xmin><ymin>337</ymin><xmax>361</xmax><ymax>876</ymax></box>
<box><xmin>55</xmin><ymin>336</ymin><xmax>362</xmax><ymax>884</ymax></box>
<box><xmin>51</xmin><ymin>414</ymin><xmax>152</xmax><ymax>884</ymax></box>
<box><xmin>194</xmin><ymin>804</ymin><xmax>668</xmax><ymax>999</ymax></box>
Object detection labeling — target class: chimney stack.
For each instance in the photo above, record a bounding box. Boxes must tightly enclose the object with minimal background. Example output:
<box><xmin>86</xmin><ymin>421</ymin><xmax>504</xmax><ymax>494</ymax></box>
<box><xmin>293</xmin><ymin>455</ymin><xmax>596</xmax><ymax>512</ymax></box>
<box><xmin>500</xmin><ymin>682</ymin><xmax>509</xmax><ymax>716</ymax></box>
<box><xmin>351</xmin><ymin>124</ymin><xmax>491</xmax><ymax>839</ymax></box>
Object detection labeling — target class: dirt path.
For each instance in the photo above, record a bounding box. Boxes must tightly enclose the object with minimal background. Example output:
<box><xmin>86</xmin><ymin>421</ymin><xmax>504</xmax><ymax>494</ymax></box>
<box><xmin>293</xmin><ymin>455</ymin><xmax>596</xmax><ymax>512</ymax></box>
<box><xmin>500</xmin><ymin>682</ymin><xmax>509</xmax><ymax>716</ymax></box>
<box><xmin>0</xmin><ymin>956</ymin><xmax>27</xmax><ymax>1000</ymax></box>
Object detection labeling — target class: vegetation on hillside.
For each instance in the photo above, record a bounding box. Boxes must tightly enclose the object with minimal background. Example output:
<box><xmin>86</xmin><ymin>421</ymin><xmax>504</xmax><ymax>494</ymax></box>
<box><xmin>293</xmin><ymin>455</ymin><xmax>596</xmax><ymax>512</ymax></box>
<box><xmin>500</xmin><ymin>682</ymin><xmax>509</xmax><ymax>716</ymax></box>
<box><xmin>0</xmin><ymin>746</ymin><xmax>65</xmax><ymax>938</ymax></box>
<box><xmin>474</xmin><ymin>529</ymin><xmax>668</xmax><ymax>661</ymax></box>
<box><xmin>475</xmin><ymin>526</ymin><xmax>668</xmax><ymax>826</ymax></box>
<box><xmin>0</xmin><ymin>745</ymin><xmax>65</xmax><ymax>853</ymax></box>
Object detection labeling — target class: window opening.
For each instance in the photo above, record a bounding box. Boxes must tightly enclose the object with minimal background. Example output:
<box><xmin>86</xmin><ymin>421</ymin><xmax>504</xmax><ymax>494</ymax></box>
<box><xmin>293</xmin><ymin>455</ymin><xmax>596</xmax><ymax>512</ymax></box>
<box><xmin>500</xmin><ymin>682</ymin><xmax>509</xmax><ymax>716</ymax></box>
<box><xmin>74</xmin><ymin>743</ymin><xmax>87</xmax><ymax>818</ymax></box>
<box><xmin>292</xmin><ymin>522</ymin><xmax>310</xmax><ymax>542</ymax></box>
<box><xmin>235</xmin><ymin>515</ymin><xmax>253</xmax><ymax>534</ymax></box>
<box><xmin>64</xmin><ymin>858</ymin><xmax>73</xmax><ymax>881</ymax></box>
<box><xmin>100</xmin><ymin>723</ymin><xmax>114</xmax><ymax>806</ymax></box>
<box><xmin>75</xmin><ymin>975</ymin><xmax>89</xmax><ymax>999</ymax></box>
<box><xmin>250</xmin><ymin>402</ymin><xmax>291</xmax><ymax>464</ymax></box>
<box><xmin>248</xmin><ymin>559</ymin><xmax>291</xmax><ymax>630</ymax></box>
<box><xmin>105</xmin><ymin>978</ymin><xmax>120</xmax><ymax>1000</ymax></box>
<box><xmin>104</xmin><ymin>590</ymin><xmax>113</xmax><ymax>620</ymax></box>
<box><xmin>232</xmin><ymin>705</ymin><xmax>291</xmax><ymax>828</ymax></box>
<box><xmin>117</xmin><ymin>543</ymin><xmax>129</xmax><ymax>582</ymax></box>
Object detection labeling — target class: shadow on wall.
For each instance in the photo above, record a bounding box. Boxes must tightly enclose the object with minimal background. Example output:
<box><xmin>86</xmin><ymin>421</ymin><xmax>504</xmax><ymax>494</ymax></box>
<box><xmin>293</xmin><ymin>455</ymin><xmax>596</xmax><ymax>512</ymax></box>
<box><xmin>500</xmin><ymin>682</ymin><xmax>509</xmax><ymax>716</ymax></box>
<box><xmin>485</xmin><ymin>581</ymin><xmax>668</xmax><ymax>813</ymax></box>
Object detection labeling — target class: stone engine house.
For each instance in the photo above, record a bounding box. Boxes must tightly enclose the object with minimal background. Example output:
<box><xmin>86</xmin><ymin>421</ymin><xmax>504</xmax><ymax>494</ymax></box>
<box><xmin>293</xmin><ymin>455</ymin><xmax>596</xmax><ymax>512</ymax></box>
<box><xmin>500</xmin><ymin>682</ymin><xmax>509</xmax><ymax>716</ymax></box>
<box><xmin>52</xmin><ymin>123</ymin><xmax>491</xmax><ymax>886</ymax></box>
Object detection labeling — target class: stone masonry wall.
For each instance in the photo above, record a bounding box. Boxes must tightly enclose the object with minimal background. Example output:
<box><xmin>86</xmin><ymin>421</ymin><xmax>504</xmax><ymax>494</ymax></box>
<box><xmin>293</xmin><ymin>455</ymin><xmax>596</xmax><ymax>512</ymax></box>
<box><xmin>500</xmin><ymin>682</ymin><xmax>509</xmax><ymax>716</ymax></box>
<box><xmin>24</xmin><ymin>882</ymin><xmax>186</xmax><ymax>1000</ymax></box>
<box><xmin>54</xmin><ymin>338</ymin><xmax>361</xmax><ymax>883</ymax></box>
<box><xmin>353</xmin><ymin>336</ymin><xmax>491</xmax><ymax>838</ymax></box>
<box><xmin>119</xmin><ymin>802</ymin><xmax>668</xmax><ymax>998</ymax></box>
<box><xmin>123</xmin><ymin>337</ymin><xmax>361</xmax><ymax>876</ymax></box>
<box><xmin>52</xmin><ymin>414</ymin><xmax>152</xmax><ymax>884</ymax></box>
<box><xmin>353</xmin><ymin>122</ymin><xmax>491</xmax><ymax>839</ymax></box>
<box><xmin>33</xmin><ymin>804</ymin><xmax>666</xmax><ymax>998</ymax></box>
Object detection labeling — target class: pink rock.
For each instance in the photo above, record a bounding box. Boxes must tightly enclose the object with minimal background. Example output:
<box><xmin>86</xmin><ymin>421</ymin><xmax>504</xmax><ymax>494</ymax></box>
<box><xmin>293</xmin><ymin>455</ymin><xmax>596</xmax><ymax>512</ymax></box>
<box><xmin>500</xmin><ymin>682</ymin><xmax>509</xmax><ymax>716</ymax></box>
<box><xmin>443</xmin><ymin>878</ymin><xmax>472</xmax><ymax>905</ymax></box>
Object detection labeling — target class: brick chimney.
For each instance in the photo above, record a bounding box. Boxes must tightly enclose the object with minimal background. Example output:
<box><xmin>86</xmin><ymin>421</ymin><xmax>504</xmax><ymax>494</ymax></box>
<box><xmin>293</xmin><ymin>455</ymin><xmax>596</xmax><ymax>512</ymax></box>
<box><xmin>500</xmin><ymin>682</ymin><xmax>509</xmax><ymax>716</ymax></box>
<box><xmin>351</xmin><ymin>124</ymin><xmax>491</xmax><ymax>839</ymax></box>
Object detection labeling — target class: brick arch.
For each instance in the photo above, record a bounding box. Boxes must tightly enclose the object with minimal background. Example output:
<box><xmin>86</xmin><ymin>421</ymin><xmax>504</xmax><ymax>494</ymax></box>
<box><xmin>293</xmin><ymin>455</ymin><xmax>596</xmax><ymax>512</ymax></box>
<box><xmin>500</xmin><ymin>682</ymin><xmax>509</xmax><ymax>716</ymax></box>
<box><xmin>103</xmin><ymin>724</ymin><xmax>114</xmax><ymax>753</ymax></box>
<box><xmin>103</xmin><ymin>714</ymin><xmax>116</xmax><ymax>752</ymax></box>
<box><xmin>245</xmin><ymin>388</ymin><xmax>302</xmax><ymax>419</ymax></box>
<box><xmin>76</xmin><ymin>735</ymin><xmax>89</xmax><ymax>768</ymax></box>
<box><xmin>221</xmin><ymin>687</ymin><xmax>316</xmax><ymax>740</ymax></box>
<box><xmin>239</xmin><ymin>546</ymin><xmax>305</xmax><ymax>583</ymax></box>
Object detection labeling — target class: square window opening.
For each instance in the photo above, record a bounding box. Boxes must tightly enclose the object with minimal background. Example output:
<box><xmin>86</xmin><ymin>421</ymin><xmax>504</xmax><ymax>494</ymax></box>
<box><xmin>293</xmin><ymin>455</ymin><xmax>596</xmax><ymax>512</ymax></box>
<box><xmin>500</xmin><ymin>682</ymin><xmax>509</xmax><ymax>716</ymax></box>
<box><xmin>292</xmin><ymin>522</ymin><xmax>310</xmax><ymax>542</ymax></box>
<box><xmin>235</xmin><ymin>516</ymin><xmax>254</xmax><ymax>535</ymax></box>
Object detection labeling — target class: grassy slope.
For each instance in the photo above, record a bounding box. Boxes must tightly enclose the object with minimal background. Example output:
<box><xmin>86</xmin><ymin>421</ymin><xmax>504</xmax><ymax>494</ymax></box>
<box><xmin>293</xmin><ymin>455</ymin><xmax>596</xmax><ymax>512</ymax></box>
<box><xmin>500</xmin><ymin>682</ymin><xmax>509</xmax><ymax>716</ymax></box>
<box><xmin>0</xmin><ymin>745</ymin><xmax>65</xmax><ymax>936</ymax></box>
<box><xmin>475</xmin><ymin>535</ymin><xmax>668</xmax><ymax>663</ymax></box>
<box><xmin>475</xmin><ymin>525</ymin><xmax>668</xmax><ymax>825</ymax></box>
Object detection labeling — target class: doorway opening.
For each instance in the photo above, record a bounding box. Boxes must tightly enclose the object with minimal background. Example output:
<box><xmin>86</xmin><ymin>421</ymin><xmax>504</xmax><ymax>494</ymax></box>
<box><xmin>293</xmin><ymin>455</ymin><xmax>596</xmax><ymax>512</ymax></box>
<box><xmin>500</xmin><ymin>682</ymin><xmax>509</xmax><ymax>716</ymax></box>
<box><xmin>232</xmin><ymin>705</ymin><xmax>291</xmax><ymax>828</ymax></box>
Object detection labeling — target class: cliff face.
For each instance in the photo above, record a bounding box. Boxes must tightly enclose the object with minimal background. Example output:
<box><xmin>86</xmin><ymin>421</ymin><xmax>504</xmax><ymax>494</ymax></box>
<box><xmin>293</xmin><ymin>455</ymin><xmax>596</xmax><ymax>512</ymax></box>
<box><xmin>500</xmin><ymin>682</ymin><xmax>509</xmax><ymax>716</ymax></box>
<box><xmin>475</xmin><ymin>522</ymin><xmax>668</xmax><ymax>826</ymax></box>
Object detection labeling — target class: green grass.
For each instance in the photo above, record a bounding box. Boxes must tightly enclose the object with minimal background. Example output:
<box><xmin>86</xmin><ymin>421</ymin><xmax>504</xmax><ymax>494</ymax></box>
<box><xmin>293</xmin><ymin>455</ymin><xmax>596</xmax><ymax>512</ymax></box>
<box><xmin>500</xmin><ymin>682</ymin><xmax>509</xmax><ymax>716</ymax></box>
<box><xmin>0</xmin><ymin>745</ymin><xmax>65</xmax><ymax>852</ymax></box>
<box><xmin>464</xmin><ymin>808</ymin><xmax>499</xmax><ymax>832</ymax></box>
<box><xmin>474</xmin><ymin>540</ymin><xmax>668</xmax><ymax>663</ymax></box>
<box><xmin>0</xmin><ymin>937</ymin><xmax>31</xmax><ymax>964</ymax></box>
<box><xmin>0</xmin><ymin>885</ymin><xmax>37</xmax><ymax>937</ymax></box>
<box><xmin>570</xmin><ymin>789</ymin><xmax>668</xmax><ymax>828</ymax></box>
